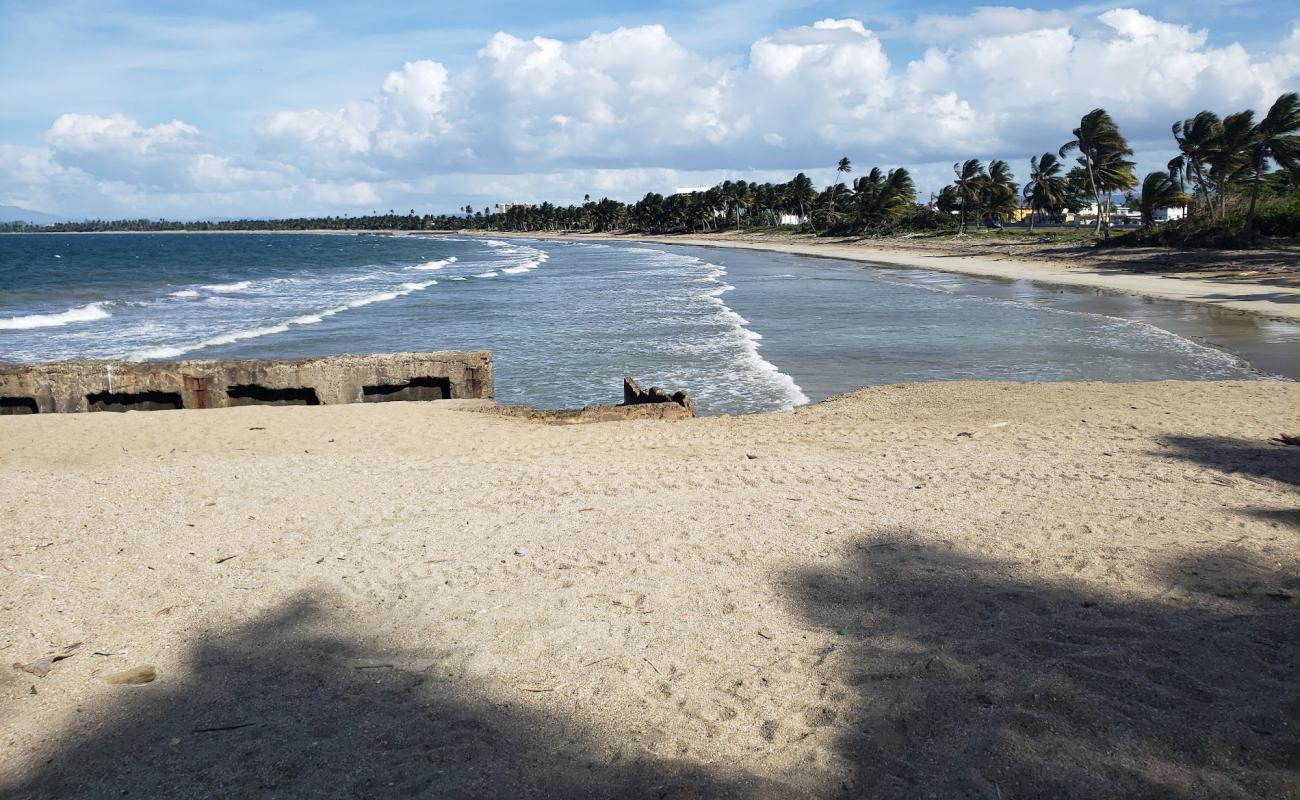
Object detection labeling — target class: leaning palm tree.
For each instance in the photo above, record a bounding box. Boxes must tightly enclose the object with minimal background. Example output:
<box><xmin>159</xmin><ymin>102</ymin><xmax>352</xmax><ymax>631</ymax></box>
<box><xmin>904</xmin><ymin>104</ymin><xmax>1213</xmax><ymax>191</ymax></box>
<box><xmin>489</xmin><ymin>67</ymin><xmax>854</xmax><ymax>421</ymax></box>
<box><xmin>1204</xmin><ymin>111</ymin><xmax>1257</xmax><ymax>220</ymax></box>
<box><xmin>1090</xmin><ymin>148</ymin><xmax>1138</xmax><ymax>228</ymax></box>
<box><xmin>952</xmin><ymin>159</ymin><xmax>985</xmax><ymax>233</ymax></box>
<box><xmin>851</xmin><ymin>167</ymin><xmax>915</xmax><ymax>230</ymax></box>
<box><xmin>1023</xmin><ymin>153</ymin><xmax>1068</xmax><ymax>230</ymax></box>
<box><xmin>1060</xmin><ymin>108</ymin><xmax>1133</xmax><ymax>237</ymax></box>
<box><xmin>1168</xmin><ymin>111</ymin><xmax>1221</xmax><ymax>218</ymax></box>
<box><xmin>835</xmin><ymin>157</ymin><xmax>852</xmax><ymax>189</ymax></box>
<box><xmin>983</xmin><ymin>160</ymin><xmax>1019</xmax><ymax>225</ymax></box>
<box><xmin>1245</xmin><ymin>92</ymin><xmax>1300</xmax><ymax>239</ymax></box>
<box><xmin>1138</xmin><ymin>172</ymin><xmax>1190</xmax><ymax>227</ymax></box>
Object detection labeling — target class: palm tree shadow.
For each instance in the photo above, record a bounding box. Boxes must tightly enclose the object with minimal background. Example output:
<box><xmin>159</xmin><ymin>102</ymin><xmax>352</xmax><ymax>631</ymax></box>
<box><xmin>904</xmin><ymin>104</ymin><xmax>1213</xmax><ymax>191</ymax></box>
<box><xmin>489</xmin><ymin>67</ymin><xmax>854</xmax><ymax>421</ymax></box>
<box><xmin>784</xmin><ymin>533</ymin><xmax>1300</xmax><ymax>799</ymax></box>
<box><xmin>5</xmin><ymin>592</ymin><xmax>764</xmax><ymax>799</ymax></box>
<box><xmin>1156</xmin><ymin>435</ymin><xmax>1300</xmax><ymax>487</ymax></box>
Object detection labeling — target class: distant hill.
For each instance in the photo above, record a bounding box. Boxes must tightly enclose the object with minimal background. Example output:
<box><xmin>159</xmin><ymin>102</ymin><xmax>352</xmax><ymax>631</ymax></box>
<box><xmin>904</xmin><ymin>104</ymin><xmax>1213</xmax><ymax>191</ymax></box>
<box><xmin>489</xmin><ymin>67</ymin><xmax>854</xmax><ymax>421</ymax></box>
<box><xmin>0</xmin><ymin>205</ymin><xmax>73</xmax><ymax>224</ymax></box>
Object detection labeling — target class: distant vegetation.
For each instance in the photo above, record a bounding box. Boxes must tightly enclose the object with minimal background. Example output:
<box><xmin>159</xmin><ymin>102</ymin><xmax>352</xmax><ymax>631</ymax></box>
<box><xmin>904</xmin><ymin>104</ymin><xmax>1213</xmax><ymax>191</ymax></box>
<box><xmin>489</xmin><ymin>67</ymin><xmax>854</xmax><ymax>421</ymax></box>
<box><xmin>4</xmin><ymin>93</ymin><xmax>1296</xmax><ymax>247</ymax></box>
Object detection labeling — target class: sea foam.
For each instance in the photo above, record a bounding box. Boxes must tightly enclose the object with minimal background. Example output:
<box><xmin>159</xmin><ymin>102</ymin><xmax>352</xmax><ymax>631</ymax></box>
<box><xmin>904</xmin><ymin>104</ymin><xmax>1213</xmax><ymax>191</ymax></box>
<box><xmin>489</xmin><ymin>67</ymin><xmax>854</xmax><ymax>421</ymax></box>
<box><xmin>0</xmin><ymin>302</ymin><xmax>112</xmax><ymax>330</ymax></box>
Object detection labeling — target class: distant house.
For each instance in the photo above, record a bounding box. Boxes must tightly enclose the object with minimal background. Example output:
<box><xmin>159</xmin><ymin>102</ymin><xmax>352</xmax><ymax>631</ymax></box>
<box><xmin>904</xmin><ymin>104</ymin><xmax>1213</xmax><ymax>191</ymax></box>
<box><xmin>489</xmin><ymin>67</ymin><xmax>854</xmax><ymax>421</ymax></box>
<box><xmin>1069</xmin><ymin>203</ymin><xmax>1186</xmax><ymax>226</ymax></box>
<box><xmin>495</xmin><ymin>202</ymin><xmax>535</xmax><ymax>214</ymax></box>
<box><xmin>670</xmin><ymin>187</ymin><xmax>712</xmax><ymax>196</ymax></box>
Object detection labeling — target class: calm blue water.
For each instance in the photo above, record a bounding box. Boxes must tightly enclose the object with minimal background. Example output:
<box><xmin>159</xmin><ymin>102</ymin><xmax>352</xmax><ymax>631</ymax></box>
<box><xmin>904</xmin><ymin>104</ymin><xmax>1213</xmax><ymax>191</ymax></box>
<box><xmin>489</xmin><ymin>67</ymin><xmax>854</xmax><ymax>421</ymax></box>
<box><xmin>0</xmin><ymin>232</ymin><xmax>1293</xmax><ymax>414</ymax></box>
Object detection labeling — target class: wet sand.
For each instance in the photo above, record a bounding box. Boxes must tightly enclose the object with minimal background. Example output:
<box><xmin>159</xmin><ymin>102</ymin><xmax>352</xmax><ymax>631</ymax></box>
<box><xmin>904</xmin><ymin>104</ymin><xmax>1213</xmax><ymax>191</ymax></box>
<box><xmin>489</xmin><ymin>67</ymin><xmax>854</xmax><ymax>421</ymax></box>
<box><xmin>2</xmin><ymin>381</ymin><xmax>1298</xmax><ymax>798</ymax></box>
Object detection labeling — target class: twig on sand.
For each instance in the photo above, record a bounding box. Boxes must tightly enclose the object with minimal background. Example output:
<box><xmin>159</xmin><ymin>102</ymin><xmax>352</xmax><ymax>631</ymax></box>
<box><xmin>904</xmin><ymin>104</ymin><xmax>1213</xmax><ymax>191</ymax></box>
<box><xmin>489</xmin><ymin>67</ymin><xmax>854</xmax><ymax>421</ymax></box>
<box><xmin>214</xmin><ymin>555</ymin><xmax>238</xmax><ymax>564</ymax></box>
<box><xmin>517</xmin><ymin>684</ymin><xmax>560</xmax><ymax>692</ymax></box>
<box><xmin>582</xmin><ymin>657</ymin><xmax>611</xmax><ymax>668</ymax></box>
<box><xmin>643</xmin><ymin>657</ymin><xmax>660</xmax><ymax>675</ymax></box>
<box><xmin>192</xmin><ymin>722</ymin><xmax>257</xmax><ymax>733</ymax></box>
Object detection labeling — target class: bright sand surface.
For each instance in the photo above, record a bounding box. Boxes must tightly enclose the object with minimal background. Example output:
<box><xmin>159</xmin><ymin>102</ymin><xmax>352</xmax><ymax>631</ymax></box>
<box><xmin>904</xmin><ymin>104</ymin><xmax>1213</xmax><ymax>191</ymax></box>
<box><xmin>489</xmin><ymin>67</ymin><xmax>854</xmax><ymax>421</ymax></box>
<box><xmin>508</xmin><ymin>231</ymin><xmax>1300</xmax><ymax>322</ymax></box>
<box><xmin>1</xmin><ymin>381</ymin><xmax>1298</xmax><ymax>797</ymax></box>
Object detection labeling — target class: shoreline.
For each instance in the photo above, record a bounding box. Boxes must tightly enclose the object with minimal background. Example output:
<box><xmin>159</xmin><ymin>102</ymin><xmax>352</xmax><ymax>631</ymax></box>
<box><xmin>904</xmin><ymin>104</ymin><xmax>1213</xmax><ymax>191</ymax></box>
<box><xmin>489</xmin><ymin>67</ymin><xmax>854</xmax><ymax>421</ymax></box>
<box><xmin>485</xmin><ymin>230</ymin><xmax>1300</xmax><ymax>322</ymax></box>
<box><xmin>9</xmin><ymin>228</ymin><xmax>1297</xmax><ymax>320</ymax></box>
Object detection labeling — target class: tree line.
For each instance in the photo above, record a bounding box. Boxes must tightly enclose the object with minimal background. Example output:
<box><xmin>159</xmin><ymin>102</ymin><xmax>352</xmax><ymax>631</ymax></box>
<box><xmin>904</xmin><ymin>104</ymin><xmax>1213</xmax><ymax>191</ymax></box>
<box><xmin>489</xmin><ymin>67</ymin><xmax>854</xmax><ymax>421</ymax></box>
<box><xmin>4</xmin><ymin>94</ymin><xmax>1296</xmax><ymax>243</ymax></box>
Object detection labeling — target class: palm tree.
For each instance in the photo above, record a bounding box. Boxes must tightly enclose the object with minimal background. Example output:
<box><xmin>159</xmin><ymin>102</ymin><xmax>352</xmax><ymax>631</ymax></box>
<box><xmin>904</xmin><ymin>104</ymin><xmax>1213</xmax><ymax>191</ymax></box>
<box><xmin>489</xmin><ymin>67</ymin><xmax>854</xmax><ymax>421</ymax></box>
<box><xmin>983</xmin><ymin>160</ymin><xmax>1019</xmax><ymax>225</ymax></box>
<box><xmin>788</xmin><ymin>173</ymin><xmax>817</xmax><ymax>224</ymax></box>
<box><xmin>1090</xmin><ymin>148</ymin><xmax>1138</xmax><ymax>229</ymax></box>
<box><xmin>835</xmin><ymin>157</ymin><xmax>852</xmax><ymax>189</ymax></box>
<box><xmin>952</xmin><ymin>159</ymin><xmax>984</xmax><ymax>233</ymax></box>
<box><xmin>1060</xmin><ymin>108</ymin><xmax>1133</xmax><ymax>237</ymax></box>
<box><xmin>1245</xmin><ymin>92</ymin><xmax>1300</xmax><ymax>239</ymax></box>
<box><xmin>853</xmin><ymin>167</ymin><xmax>916</xmax><ymax>230</ymax></box>
<box><xmin>1204</xmin><ymin>111</ymin><xmax>1256</xmax><ymax>220</ymax></box>
<box><xmin>1023</xmin><ymin>153</ymin><xmax>1068</xmax><ymax>230</ymax></box>
<box><xmin>1138</xmin><ymin>172</ymin><xmax>1190</xmax><ymax>227</ymax></box>
<box><xmin>1168</xmin><ymin>111</ymin><xmax>1221</xmax><ymax>218</ymax></box>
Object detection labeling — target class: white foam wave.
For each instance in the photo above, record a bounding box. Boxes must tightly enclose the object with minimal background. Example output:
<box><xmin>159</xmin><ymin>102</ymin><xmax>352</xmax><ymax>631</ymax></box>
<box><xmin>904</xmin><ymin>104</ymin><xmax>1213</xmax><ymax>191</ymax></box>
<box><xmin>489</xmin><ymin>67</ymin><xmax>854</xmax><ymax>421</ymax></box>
<box><xmin>169</xmin><ymin>289</ymin><xmax>200</xmax><ymax>298</ymax></box>
<box><xmin>201</xmin><ymin>280</ymin><xmax>252</xmax><ymax>293</ymax></box>
<box><xmin>475</xmin><ymin>271</ymin><xmax>498</xmax><ymax>278</ymax></box>
<box><xmin>0</xmin><ymin>302</ymin><xmax>112</xmax><ymax>330</ymax></box>
<box><xmin>694</xmin><ymin>263</ymin><xmax>809</xmax><ymax>408</ymax></box>
<box><xmin>125</xmin><ymin>279</ymin><xmax>440</xmax><ymax>361</ymax></box>
<box><xmin>409</xmin><ymin>256</ymin><xmax>457</xmax><ymax>271</ymax></box>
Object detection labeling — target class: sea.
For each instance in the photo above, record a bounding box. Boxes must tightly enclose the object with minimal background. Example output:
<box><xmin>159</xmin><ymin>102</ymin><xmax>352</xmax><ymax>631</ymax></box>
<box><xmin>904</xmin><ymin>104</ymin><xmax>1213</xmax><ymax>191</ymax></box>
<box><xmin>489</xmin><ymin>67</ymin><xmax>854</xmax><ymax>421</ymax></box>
<box><xmin>1</xmin><ymin>232</ymin><xmax>1296</xmax><ymax>415</ymax></box>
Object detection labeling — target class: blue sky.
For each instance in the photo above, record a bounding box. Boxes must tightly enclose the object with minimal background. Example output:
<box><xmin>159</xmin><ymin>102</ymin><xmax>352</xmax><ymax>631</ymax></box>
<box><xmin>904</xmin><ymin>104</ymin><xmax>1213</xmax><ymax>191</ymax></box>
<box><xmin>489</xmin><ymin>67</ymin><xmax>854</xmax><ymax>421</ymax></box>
<box><xmin>1</xmin><ymin>0</ymin><xmax>1297</xmax><ymax>217</ymax></box>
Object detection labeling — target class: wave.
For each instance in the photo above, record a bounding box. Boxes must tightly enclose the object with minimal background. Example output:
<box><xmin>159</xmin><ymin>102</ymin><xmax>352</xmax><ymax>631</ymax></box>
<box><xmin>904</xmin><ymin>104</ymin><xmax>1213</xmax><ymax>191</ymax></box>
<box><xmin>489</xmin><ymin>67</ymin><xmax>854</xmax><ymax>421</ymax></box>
<box><xmin>0</xmin><ymin>301</ymin><xmax>112</xmax><ymax>331</ymax></box>
<box><xmin>125</xmin><ymin>279</ymin><xmax>440</xmax><ymax>361</ymax></box>
<box><xmin>697</xmin><ymin>263</ymin><xmax>809</xmax><ymax>408</ymax></box>
<box><xmin>201</xmin><ymin>280</ymin><xmax>253</xmax><ymax>292</ymax></box>
<box><xmin>169</xmin><ymin>289</ymin><xmax>200</xmax><ymax>298</ymax></box>
<box><xmin>475</xmin><ymin>271</ymin><xmax>498</xmax><ymax>278</ymax></box>
<box><xmin>408</xmin><ymin>256</ymin><xmax>457</xmax><ymax>271</ymax></box>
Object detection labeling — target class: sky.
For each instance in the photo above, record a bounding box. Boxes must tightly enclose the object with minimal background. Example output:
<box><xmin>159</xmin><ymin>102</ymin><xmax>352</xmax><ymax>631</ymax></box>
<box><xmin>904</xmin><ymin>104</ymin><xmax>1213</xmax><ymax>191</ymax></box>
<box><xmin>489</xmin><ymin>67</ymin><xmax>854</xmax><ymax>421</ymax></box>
<box><xmin>1</xmin><ymin>0</ymin><xmax>1297</xmax><ymax>219</ymax></box>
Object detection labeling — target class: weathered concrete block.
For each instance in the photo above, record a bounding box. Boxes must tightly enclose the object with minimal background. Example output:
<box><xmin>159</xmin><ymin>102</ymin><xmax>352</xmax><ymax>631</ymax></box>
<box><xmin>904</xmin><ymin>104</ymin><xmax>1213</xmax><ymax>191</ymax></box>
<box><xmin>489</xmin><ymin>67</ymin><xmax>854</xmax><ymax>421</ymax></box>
<box><xmin>0</xmin><ymin>351</ymin><xmax>493</xmax><ymax>414</ymax></box>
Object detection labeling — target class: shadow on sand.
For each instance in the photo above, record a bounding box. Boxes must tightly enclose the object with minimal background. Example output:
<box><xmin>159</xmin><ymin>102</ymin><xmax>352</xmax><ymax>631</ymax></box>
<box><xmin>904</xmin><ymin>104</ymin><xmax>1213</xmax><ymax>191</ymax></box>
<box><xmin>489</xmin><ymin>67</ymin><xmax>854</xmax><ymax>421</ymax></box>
<box><xmin>4</xmin><ymin>593</ymin><xmax>758</xmax><ymax>799</ymax></box>
<box><xmin>7</xmin><ymin>535</ymin><xmax>1298</xmax><ymax>798</ymax></box>
<box><xmin>1157</xmin><ymin>435</ymin><xmax>1300</xmax><ymax>487</ymax></box>
<box><xmin>782</xmin><ymin>534</ymin><xmax>1299</xmax><ymax>798</ymax></box>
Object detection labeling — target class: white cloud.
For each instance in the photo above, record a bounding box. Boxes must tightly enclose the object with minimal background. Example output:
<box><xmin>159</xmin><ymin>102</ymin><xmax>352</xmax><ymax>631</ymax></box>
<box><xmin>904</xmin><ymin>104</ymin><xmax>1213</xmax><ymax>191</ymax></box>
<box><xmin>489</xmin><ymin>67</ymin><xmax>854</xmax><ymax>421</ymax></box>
<box><xmin>6</xmin><ymin>8</ymin><xmax>1300</xmax><ymax>217</ymax></box>
<box><xmin>45</xmin><ymin>113</ymin><xmax>202</xmax><ymax>156</ymax></box>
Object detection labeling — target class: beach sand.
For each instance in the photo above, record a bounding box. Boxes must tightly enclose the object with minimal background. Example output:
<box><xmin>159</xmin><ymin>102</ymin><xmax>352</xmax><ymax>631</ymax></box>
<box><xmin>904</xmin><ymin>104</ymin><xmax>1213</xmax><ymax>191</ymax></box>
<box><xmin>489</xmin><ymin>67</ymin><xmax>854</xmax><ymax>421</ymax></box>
<box><xmin>2</xmin><ymin>381</ymin><xmax>1298</xmax><ymax>797</ymax></box>
<box><xmin>499</xmin><ymin>230</ymin><xmax>1300</xmax><ymax>322</ymax></box>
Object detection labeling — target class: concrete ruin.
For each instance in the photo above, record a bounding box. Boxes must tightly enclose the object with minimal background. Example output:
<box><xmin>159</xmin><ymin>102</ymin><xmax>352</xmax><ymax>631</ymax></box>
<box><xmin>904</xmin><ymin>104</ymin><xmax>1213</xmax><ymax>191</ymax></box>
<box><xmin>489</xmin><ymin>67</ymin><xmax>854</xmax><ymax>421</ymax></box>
<box><xmin>0</xmin><ymin>351</ymin><xmax>493</xmax><ymax>414</ymax></box>
<box><xmin>486</xmin><ymin>377</ymin><xmax>696</xmax><ymax>424</ymax></box>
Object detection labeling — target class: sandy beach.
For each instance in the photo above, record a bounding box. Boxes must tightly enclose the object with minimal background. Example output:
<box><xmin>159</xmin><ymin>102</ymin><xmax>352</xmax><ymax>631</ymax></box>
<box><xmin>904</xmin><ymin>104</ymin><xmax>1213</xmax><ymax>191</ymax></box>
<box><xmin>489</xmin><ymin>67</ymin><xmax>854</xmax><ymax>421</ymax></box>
<box><xmin>2</xmin><ymin>381</ymin><xmax>1297</xmax><ymax>797</ymax></box>
<box><xmin>495</xmin><ymin>230</ymin><xmax>1300</xmax><ymax>322</ymax></box>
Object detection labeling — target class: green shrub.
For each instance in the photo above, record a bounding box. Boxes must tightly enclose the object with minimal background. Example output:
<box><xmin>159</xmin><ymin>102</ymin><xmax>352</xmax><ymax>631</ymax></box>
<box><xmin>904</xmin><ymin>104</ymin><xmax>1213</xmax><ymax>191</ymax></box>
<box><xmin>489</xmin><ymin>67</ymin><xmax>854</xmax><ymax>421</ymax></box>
<box><xmin>1255</xmin><ymin>199</ymin><xmax>1300</xmax><ymax>237</ymax></box>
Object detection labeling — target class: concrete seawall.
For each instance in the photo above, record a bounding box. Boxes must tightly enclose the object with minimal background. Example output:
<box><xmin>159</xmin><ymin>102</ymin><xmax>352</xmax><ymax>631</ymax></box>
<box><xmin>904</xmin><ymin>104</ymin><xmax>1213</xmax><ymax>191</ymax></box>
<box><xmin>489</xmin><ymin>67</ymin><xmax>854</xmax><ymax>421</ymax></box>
<box><xmin>0</xmin><ymin>351</ymin><xmax>493</xmax><ymax>414</ymax></box>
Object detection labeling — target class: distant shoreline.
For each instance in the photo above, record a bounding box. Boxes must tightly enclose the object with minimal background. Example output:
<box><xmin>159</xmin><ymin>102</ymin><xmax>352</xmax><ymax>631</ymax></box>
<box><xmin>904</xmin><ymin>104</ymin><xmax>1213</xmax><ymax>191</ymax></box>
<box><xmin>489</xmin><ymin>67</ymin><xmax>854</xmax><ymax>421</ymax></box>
<box><xmin>484</xmin><ymin>230</ymin><xmax>1300</xmax><ymax>322</ymax></box>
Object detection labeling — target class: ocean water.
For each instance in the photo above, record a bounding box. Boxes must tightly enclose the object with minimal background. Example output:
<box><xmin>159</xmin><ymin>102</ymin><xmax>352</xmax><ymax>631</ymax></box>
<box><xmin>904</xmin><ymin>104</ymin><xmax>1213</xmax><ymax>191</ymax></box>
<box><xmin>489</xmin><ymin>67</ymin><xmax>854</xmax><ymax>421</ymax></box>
<box><xmin>0</xmin><ymin>232</ymin><xmax>1294</xmax><ymax>415</ymax></box>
